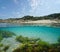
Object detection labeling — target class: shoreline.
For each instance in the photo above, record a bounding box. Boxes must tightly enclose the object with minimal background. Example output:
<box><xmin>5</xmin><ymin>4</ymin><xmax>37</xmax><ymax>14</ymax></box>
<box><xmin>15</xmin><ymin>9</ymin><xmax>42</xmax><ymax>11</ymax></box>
<box><xmin>8</xmin><ymin>20</ymin><xmax>60</xmax><ymax>27</ymax></box>
<box><xmin>0</xmin><ymin>20</ymin><xmax>60</xmax><ymax>27</ymax></box>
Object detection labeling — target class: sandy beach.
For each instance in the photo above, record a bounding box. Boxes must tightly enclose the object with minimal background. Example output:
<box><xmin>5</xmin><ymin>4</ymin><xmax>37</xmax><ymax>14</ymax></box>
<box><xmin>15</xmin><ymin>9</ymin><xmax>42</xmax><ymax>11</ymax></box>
<box><xmin>13</xmin><ymin>20</ymin><xmax>60</xmax><ymax>24</ymax></box>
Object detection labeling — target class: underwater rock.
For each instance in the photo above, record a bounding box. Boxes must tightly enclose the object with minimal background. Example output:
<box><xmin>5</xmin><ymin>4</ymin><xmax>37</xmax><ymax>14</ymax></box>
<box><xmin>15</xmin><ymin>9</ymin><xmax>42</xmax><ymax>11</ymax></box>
<box><xmin>1</xmin><ymin>37</ymin><xmax>21</xmax><ymax>52</ymax></box>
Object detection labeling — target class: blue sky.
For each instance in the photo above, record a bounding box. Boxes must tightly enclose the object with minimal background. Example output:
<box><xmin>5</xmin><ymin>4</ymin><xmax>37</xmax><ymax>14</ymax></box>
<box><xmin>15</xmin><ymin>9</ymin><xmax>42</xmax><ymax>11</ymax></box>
<box><xmin>0</xmin><ymin>0</ymin><xmax>60</xmax><ymax>19</ymax></box>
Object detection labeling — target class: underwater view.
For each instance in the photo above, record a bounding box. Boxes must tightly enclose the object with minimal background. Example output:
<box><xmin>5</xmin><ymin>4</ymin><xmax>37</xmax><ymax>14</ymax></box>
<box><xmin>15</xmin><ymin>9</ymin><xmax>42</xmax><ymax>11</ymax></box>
<box><xmin>0</xmin><ymin>23</ymin><xmax>60</xmax><ymax>43</ymax></box>
<box><xmin>0</xmin><ymin>23</ymin><xmax>60</xmax><ymax>52</ymax></box>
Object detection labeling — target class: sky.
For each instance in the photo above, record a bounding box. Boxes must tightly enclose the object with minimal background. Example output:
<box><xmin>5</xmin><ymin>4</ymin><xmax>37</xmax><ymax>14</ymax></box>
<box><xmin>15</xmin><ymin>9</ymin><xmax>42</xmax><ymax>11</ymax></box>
<box><xmin>0</xmin><ymin>0</ymin><xmax>60</xmax><ymax>19</ymax></box>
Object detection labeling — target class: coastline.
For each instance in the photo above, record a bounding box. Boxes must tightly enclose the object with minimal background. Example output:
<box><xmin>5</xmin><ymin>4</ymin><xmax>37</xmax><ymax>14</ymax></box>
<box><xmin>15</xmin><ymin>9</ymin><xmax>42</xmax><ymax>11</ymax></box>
<box><xmin>0</xmin><ymin>20</ymin><xmax>60</xmax><ymax>27</ymax></box>
<box><xmin>18</xmin><ymin>20</ymin><xmax>60</xmax><ymax>23</ymax></box>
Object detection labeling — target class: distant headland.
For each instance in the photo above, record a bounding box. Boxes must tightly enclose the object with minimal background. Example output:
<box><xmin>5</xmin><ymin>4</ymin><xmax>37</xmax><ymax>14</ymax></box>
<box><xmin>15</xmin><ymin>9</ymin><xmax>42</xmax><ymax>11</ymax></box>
<box><xmin>0</xmin><ymin>13</ymin><xmax>60</xmax><ymax>27</ymax></box>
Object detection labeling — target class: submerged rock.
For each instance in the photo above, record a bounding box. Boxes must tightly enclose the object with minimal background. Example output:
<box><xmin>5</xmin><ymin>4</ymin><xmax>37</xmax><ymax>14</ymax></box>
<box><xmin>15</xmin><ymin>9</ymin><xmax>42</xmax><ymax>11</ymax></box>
<box><xmin>1</xmin><ymin>37</ymin><xmax>21</xmax><ymax>52</ymax></box>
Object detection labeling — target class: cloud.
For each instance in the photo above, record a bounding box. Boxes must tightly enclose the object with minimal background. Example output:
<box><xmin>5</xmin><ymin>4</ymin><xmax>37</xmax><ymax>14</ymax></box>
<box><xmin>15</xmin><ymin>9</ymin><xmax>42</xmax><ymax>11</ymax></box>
<box><xmin>28</xmin><ymin>0</ymin><xmax>41</xmax><ymax>13</ymax></box>
<box><xmin>30</xmin><ymin>0</ymin><xmax>39</xmax><ymax>8</ymax></box>
<box><xmin>13</xmin><ymin>0</ymin><xmax>19</xmax><ymax>4</ymax></box>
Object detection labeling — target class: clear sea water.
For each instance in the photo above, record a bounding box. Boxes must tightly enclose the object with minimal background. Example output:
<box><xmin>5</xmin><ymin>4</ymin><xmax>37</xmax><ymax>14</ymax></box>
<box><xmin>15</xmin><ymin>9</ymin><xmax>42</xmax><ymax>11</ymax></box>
<box><xmin>0</xmin><ymin>23</ymin><xmax>60</xmax><ymax>43</ymax></box>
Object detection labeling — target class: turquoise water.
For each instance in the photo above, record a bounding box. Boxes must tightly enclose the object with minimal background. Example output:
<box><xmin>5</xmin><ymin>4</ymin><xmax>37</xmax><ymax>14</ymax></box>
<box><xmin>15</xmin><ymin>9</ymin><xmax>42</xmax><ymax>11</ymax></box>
<box><xmin>0</xmin><ymin>23</ymin><xmax>60</xmax><ymax>43</ymax></box>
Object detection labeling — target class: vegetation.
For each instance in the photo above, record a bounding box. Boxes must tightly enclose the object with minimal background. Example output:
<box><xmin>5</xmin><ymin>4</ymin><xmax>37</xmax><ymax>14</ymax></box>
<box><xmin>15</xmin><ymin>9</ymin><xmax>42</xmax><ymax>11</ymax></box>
<box><xmin>0</xmin><ymin>45</ymin><xmax>10</xmax><ymax>52</ymax></box>
<box><xmin>0</xmin><ymin>13</ymin><xmax>60</xmax><ymax>23</ymax></box>
<box><xmin>0</xmin><ymin>43</ymin><xmax>3</xmax><ymax>47</ymax></box>
<box><xmin>3</xmin><ymin>45</ymin><xmax>9</xmax><ymax>52</ymax></box>
<box><xmin>0</xmin><ymin>30</ymin><xmax>16</xmax><ymax>42</ymax></box>
<box><xmin>7</xmin><ymin>13</ymin><xmax>60</xmax><ymax>21</ymax></box>
<box><xmin>0</xmin><ymin>30</ymin><xmax>60</xmax><ymax>52</ymax></box>
<box><xmin>16</xmin><ymin>35</ymin><xmax>40</xmax><ymax>43</ymax></box>
<box><xmin>14</xmin><ymin>35</ymin><xmax>60</xmax><ymax>52</ymax></box>
<box><xmin>58</xmin><ymin>37</ymin><xmax>60</xmax><ymax>43</ymax></box>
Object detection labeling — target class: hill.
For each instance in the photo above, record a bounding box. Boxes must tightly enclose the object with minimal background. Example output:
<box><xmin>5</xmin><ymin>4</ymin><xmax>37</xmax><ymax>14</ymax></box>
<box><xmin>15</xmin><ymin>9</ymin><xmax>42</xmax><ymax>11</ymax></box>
<box><xmin>7</xmin><ymin>13</ymin><xmax>60</xmax><ymax>21</ymax></box>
